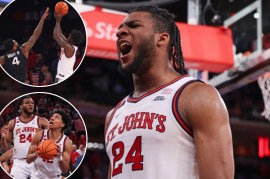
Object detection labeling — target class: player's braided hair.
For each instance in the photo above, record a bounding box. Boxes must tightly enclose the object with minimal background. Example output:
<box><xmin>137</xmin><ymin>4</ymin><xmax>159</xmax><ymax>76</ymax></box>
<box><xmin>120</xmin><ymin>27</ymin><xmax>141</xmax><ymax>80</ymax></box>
<box><xmin>129</xmin><ymin>5</ymin><xmax>187</xmax><ymax>75</ymax></box>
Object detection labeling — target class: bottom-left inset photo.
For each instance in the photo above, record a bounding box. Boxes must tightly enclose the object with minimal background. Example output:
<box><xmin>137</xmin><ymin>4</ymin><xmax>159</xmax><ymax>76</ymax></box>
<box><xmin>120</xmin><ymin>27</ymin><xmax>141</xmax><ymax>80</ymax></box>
<box><xmin>0</xmin><ymin>92</ymin><xmax>87</xmax><ymax>179</ymax></box>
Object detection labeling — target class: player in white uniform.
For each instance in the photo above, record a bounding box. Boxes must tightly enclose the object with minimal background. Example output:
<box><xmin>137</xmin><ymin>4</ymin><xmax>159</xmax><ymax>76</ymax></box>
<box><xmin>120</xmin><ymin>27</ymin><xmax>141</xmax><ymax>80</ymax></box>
<box><xmin>105</xmin><ymin>5</ymin><xmax>234</xmax><ymax>179</ymax></box>
<box><xmin>53</xmin><ymin>12</ymin><xmax>84</xmax><ymax>82</ymax></box>
<box><xmin>0</xmin><ymin>95</ymin><xmax>49</xmax><ymax>178</ymax></box>
<box><xmin>26</xmin><ymin>110</ymin><xmax>73</xmax><ymax>179</ymax></box>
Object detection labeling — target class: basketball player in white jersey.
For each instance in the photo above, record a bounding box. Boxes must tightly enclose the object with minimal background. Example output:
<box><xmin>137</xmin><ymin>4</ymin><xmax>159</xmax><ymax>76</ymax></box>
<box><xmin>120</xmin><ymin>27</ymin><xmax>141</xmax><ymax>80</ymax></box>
<box><xmin>53</xmin><ymin>12</ymin><xmax>84</xmax><ymax>83</ymax></box>
<box><xmin>26</xmin><ymin>110</ymin><xmax>73</xmax><ymax>179</ymax></box>
<box><xmin>0</xmin><ymin>8</ymin><xmax>49</xmax><ymax>82</ymax></box>
<box><xmin>0</xmin><ymin>95</ymin><xmax>49</xmax><ymax>178</ymax></box>
<box><xmin>105</xmin><ymin>5</ymin><xmax>234</xmax><ymax>179</ymax></box>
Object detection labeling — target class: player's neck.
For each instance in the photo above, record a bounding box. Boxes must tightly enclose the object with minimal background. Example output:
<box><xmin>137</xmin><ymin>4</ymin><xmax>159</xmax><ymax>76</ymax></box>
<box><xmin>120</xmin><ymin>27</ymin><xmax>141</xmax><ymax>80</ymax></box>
<box><xmin>20</xmin><ymin>113</ymin><xmax>34</xmax><ymax>122</ymax></box>
<box><xmin>49</xmin><ymin>129</ymin><xmax>62</xmax><ymax>142</ymax></box>
<box><xmin>132</xmin><ymin>67</ymin><xmax>180</xmax><ymax>98</ymax></box>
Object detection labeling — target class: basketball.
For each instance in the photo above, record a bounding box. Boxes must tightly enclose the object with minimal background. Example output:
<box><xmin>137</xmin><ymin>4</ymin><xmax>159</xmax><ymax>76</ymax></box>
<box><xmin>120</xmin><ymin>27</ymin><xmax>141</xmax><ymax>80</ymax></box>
<box><xmin>55</xmin><ymin>1</ymin><xmax>69</xmax><ymax>16</ymax></box>
<box><xmin>37</xmin><ymin>139</ymin><xmax>58</xmax><ymax>160</ymax></box>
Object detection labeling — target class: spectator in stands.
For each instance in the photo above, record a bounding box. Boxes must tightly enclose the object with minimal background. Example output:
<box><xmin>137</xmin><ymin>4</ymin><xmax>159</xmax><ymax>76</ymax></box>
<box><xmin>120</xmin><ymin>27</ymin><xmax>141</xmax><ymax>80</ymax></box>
<box><xmin>30</xmin><ymin>73</ymin><xmax>40</xmax><ymax>86</ymax></box>
<box><xmin>77</xmin><ymin>134</ymin><xmax>86</xmax><ymax>147</ymax></box>
<box><xmin>76</xmin><ymin>144</ymin><xmax>84</xmax><ymax>156</ymax></box>
<box><xmin>68</xmin><ymin>130</ymin><xmax>78</xmax><ymax>145</ymax></box>
<box><xmin>41</xmin><ymin>72</ymin><xmax>53</xmax><ymax>86</ymax></box>
<box><xmin>70</xmin><ymin>144</ymin><xmax>80</xmax><ymax>166</ymax></box>
<box><xmin>75</xmin><ymin>117</ymin><xmax>85</xmax><ymax>137</ymax></box>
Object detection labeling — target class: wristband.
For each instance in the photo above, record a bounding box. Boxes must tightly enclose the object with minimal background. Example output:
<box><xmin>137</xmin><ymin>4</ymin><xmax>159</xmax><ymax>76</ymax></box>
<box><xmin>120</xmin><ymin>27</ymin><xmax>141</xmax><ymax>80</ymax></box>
<box><xmin>58</xmin><ymin>155</ymin><xmax>63</xmax><ymax>161</ymax></box>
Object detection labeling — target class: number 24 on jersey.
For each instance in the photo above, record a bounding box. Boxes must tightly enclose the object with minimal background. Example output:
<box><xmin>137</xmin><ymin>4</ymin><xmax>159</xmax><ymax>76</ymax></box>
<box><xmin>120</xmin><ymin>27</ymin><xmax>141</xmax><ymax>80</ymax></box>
<box><xmin>112</xmin><ymin>136</ymin><xmax>143</xmax><ymax>176</ymax></box>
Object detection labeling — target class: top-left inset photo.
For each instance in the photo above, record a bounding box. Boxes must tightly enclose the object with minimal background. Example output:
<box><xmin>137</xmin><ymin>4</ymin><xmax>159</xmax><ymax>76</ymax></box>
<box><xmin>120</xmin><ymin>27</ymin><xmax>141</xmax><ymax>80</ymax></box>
<box><xmin>0</xmin><ymin>0</ymin><xmax>87</xmax><ymax>87</ymax></box>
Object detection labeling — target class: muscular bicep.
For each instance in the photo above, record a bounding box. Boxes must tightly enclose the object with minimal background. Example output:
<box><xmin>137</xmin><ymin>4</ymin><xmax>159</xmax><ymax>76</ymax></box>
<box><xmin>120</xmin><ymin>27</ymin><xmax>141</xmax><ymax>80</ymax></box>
<box><xmin>63</xmin><ymin>139</ymin><xmax>72</xmax><ymax>163</ymax></box>
<box><xmin>39</xmin><ymin>117</ymin><xmax>49</xmax><ymax>129</ymax></box>
<box><xmin>180</xmin><ymin>83</ymin><xmax>234</xmax><ymax>179</ymax></box>
<box><xmin>6</xmin><ymin>120</ymin><xmax>15</xmax><ymax>145</ymax></box>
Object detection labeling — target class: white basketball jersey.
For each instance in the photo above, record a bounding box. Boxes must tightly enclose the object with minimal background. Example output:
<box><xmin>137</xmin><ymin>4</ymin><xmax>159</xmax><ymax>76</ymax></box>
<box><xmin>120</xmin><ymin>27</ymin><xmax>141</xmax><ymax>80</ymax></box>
<box><xmin>106</xmin><ymin>76</ymin><xmax>200</xmax><ymax>179</ymax></box>
<box><xmin>32</xmin><ymin>129</ymin><xmax>67</xmax><ymax>178</ymax></box>
<box><xmin>13</xmin><ymin>115</ymin><xmax>40</xmax><ymax>159</ymax></box>
<box><xmin>56</xmin><ymin>46</ymin><xmax>78</xmax><ymax>80</ymax></box>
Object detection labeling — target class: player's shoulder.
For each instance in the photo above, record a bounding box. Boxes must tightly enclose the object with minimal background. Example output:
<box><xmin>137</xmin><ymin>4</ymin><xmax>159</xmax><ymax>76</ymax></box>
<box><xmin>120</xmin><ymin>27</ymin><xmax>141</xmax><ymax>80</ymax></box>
<box><xmin>182</xmin><ymin>81</ymin><xmax>220</xmax><ymax>101</ymax></box>
<box><xmin>8</xmin><ymin>118</ymin><xmax>16</xmax><ymax>128</ymax></box>
<box><xmin>180</xmin><ymin>81</ymin><xmax>225</xmax><ymax>119</ymax></box>
<box><xmin>106</xmin><ymin>108</ymin><xmax>115</xmax><ymax>122</ymax></box>
<box><xmin>64</xmin><ymin>136</ymin><xmax>73</xmax><ymax>150</ymax></box>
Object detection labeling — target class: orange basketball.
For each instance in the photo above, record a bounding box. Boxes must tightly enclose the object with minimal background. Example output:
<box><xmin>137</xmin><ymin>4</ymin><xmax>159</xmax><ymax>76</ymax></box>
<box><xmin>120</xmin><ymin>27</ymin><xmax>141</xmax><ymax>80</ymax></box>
<box><xmin>55</xmin><ymin>1</ymin><xmax>69</xmax><ymax>16</ymax></box>
<box><xmin>37</xmin><ymin>139</ymin><xmax>58</xmax><ymax>160</ymax></box>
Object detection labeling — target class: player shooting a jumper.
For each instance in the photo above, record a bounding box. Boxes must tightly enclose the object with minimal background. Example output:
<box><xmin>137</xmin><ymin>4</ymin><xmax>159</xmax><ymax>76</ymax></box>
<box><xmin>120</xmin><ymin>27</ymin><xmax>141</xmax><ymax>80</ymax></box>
<box><xmin>53</xmin><ymin>11</ymin><xmax>83</xmax><ymax>83</ymax></box>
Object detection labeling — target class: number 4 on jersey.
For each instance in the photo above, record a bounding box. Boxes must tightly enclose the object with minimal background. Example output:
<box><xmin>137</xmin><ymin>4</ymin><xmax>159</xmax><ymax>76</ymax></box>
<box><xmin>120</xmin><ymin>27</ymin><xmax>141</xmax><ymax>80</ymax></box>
<box><xmin>12</xmin><ymin>57</ymin><xmax>20</xmax><ymax>65</ymax></box>
<box><xmin>112</xmin><ymin>136</ymin><xmax>143</xmax><ymax>176</ymax></box>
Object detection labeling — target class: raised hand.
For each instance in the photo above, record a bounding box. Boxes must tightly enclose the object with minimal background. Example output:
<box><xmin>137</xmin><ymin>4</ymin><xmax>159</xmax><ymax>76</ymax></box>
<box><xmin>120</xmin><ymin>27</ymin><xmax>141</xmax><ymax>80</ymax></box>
<box><xmin>54</xmin><ymin>11</ymin><xmax>63</xmax><ymax>22</ymax></box>
<box><xmin>41</xmin><ymin>7</ymin><xmax>50</xmax><ymax>21</ymax></box>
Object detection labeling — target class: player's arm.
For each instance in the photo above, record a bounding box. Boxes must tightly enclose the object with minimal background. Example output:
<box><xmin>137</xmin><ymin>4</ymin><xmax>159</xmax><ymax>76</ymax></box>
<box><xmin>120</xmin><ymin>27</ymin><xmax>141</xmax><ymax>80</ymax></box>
<box><xmin>57</xmin><ymin>138</ymin><xmax>72</xmax><ymax>174</ymax></box>
<box><xmin>105</xmin><ymin>109</ymin><xmax>114</xmax><ymax>179</ymax></box>
<box><xmin>39</xmin><ymin>117</ymin><xmax>49</xmax><ymax>129</ymax></box>
<box><xmin>53</xmin><ymin>12</ymin><xmax>75</xmax><ymax>58</ymax></box>
<box><xmin>0</xmin><ymin>55</ymin><xmax>5</xmax><ymax>65</ymax></box>
<box><xmin>21</xmin><ymin>8</ymin><xmax>49</xmax><ymax>54</ymax></box>
<box><xmin>180</xmin><ymin>82</ymin><xmax>234</xmax><ymax>179</ymax></box>
<box><xmin>0</xmin><ymin>120</ymin><xmax>14</xmax><ymax>150</ymax></box>
<box><xmin>0</xmin><ymin>148</ymin><xmax>13</xmax><ymax>162</ymax></box>
<box><xmin>26</xmin><ymin>130</ymin><xmax>43</xmax><ymax>164</ymax></box>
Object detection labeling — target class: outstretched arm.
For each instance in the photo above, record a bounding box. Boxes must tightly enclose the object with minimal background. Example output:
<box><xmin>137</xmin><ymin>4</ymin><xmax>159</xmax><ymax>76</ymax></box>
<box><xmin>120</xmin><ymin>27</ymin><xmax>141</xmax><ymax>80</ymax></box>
<box><xmin>0</xmin><ymin>55</ymin><xmax>5</xmax><ymax>65</ymax></box>
<box><xmin>26</xmin><ymin>130</ymin><xmax>43</xmax><ymax>164</ymax></box>
<box><xmin>53</xmin><ymin>12</ymin><xmax>74</xmax><ymax>58</ymax></box>
<box><xmin>22</xmin><ymin>7</ymin><xmax>49</xmax><ymax>56</ymax></box>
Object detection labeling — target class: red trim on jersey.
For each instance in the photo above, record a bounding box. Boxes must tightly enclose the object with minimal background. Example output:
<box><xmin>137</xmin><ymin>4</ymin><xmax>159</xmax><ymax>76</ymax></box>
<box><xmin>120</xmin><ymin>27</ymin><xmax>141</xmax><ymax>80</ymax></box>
<box><xmin>172</xmin><ymin>80</ymin><xmax>202</xmax><ymax>137</ymax></box>
<box><xmin>39</xmin><ymin>130</ymin><xmax>45</xmax><ymax>143</ymax></box>
<box><xmin>127</xmin><ymin>75</ymin><xmax>188</xmax><ymax>103</ymax></box>
<box><xmin>11</xmin><ymin>118</ymin><xmax>16</xmax><ymax>132</ymax></box>
<box><xmin>57</xmin><ymin>134</ymin><xmax>64</xmax><ymax>143</ymax></box>
<box><xmin>18</xmin><ymin>115</ymin><xmax>36</xmax><ymax>124</ymax></box>
<box><xmin>63</xmin><ymin>136</ymin><xmax>67</xmax><ymax>152</ymax></box>
<box><xmin>37</xmin><ymin>116</ymin><xmax>40</xmax><ymax>128</ymax></box>
<box><xmin>46</xmin><ymin>130</ymin><xmax>49</xmax><ymax>140</ymax></box>
<box><xmin>47</xmin><ymin>129</ymin><xmax>64</xmax><ymax>143</ymax></box>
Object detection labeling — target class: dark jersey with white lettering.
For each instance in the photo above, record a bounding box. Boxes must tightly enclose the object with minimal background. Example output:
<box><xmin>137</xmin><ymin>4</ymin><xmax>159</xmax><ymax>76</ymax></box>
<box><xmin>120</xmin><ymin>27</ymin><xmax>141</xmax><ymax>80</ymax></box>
<box><xmin>3</xmin><ymin>48</ymin><xmax>27</xmax><ymax>82</ymax></box>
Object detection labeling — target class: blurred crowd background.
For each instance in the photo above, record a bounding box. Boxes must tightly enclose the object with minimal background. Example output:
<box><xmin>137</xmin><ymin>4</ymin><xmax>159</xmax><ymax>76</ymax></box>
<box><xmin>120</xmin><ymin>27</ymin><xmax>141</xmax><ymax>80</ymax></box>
<box><xmin>0</xmin><ymin>0</ymin><xmax>270</xmax><ymax>179</ymax></box>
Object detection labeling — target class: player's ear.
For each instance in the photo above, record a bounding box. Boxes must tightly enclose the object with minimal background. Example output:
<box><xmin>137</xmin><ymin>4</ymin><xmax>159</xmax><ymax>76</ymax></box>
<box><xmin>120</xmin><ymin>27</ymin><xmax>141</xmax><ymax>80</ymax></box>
<box><xmin>156</xmin><ymin>32</ymin><xmax>169</xmax><ymax>47</ymax></box>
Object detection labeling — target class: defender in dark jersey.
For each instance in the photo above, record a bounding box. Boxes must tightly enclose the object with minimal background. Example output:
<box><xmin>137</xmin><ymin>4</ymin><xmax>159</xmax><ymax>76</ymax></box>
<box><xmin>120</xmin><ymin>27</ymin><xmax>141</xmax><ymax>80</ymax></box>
<box><xmin>0</xmin><ymin>8</ymin><xmax>49</xmax><ymax>82</ymax></box>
